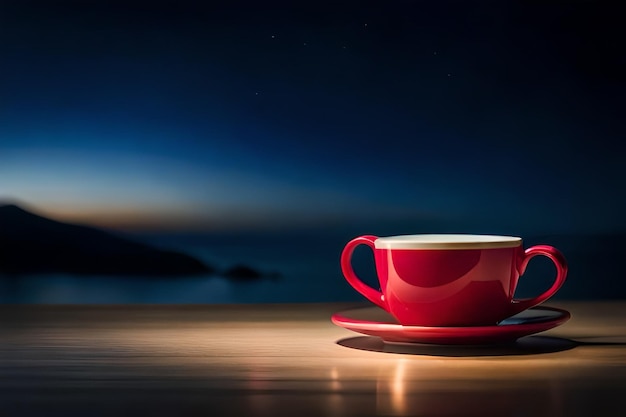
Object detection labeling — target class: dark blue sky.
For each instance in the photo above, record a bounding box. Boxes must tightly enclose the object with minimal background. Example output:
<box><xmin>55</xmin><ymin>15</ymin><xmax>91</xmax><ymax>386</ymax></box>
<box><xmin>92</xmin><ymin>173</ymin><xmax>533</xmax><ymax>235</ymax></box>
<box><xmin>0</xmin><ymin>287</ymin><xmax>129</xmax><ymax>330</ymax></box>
<box><xmin>1</xmin><ymin>0</ymin><xmax>624</xmax><ymax>234</ymax></box>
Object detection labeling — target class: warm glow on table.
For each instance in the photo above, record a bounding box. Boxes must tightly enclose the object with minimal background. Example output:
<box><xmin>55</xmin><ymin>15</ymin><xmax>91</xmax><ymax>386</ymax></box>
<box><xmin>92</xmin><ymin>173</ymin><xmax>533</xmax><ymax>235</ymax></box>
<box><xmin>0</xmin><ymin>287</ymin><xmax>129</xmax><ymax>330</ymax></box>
<box><xmin>1</xmin><ymin>302</ymin><xmax>625</xmax><ymax>416</ymax></box>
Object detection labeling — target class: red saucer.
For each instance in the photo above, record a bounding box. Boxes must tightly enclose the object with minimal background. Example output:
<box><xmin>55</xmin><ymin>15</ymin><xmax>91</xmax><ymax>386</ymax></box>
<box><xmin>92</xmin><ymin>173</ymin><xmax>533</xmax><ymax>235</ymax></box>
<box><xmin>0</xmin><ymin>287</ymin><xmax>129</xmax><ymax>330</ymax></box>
<box><xmin>331</xmin><ymin>305</ymin><xmax>570</xmax><ymax>345</ymax></box>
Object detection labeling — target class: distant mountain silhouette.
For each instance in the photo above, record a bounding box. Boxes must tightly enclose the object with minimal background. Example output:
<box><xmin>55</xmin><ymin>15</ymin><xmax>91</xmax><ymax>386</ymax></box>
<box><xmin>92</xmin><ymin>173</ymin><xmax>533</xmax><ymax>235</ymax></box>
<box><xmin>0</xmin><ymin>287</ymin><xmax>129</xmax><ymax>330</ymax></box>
<box><xmin>0</xmin><ymin>204</ymin><xmax>212</xmax><ymax>277</ymax></box>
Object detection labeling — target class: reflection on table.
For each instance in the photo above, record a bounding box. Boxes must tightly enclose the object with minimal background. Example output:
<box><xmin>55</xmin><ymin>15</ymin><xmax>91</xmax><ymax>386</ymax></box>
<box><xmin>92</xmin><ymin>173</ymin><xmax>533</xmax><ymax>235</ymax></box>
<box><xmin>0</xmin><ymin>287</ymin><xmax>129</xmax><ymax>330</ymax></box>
<box><xmin>0</xmin><ymin>302</ymin><xmax>625</xmax><ymax>416</ymax></box>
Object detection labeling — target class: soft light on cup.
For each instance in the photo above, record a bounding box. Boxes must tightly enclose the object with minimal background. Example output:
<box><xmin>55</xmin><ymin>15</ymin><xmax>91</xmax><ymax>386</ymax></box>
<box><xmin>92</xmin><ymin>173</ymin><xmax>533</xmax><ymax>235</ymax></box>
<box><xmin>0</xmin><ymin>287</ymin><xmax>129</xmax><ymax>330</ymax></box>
<box><xmin>341</xmin><ymin>234</ymin><xmax>567</xmax><ymax>327</ymax></box>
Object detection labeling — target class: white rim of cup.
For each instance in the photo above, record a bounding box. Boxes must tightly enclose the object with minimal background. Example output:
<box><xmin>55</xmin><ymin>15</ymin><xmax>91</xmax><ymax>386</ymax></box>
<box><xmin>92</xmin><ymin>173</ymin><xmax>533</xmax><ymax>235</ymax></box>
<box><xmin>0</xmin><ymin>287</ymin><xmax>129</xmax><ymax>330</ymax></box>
<box><xmin>373</xmin><ymin>234</ymin><xmax>522</xmax><ymax>250</ymax></box>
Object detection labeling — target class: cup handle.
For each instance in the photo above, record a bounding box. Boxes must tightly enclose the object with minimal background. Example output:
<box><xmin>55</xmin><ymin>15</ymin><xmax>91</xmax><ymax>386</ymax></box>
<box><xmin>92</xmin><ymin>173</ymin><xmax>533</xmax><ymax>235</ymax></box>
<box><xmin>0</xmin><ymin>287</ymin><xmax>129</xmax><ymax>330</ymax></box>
<box><xmin>510</xmin><ymin>245</ymin><xmax>568</xmax><ymax>316</ymax></box>
<box><xmin>340</xmin><ymin>235</ymin><xmax>387</xmax><ymax>310</ymax></box>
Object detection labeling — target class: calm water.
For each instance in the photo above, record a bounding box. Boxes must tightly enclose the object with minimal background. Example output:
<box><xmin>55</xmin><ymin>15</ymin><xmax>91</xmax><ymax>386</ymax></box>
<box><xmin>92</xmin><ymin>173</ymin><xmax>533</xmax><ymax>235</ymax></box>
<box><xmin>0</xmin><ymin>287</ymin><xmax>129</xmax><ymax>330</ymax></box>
<box><xmin>0</xmin><ymin>232</ymin><xmax>624</xmax><ymax>303</ymax></box>
<box><xmin>0</xmin><ymin>233</ymin><xmax>362</xmax><ymax>303</ymax></box>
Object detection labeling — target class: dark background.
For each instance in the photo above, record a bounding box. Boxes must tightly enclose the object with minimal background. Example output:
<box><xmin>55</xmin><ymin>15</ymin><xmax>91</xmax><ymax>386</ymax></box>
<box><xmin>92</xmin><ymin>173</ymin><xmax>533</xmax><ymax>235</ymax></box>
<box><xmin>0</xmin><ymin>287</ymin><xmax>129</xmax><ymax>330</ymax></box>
<box><xmin>1</xmin><ymin>0</ymin><xmax>625</xmax><ymax>302</ymax></box>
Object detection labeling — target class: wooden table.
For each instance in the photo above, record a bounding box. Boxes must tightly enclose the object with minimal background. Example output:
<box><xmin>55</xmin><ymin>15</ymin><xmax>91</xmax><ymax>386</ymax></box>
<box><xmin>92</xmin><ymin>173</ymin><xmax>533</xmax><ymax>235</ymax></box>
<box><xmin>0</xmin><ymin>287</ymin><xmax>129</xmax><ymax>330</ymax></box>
<box><xmin>1</xmin><ymin>302</ymin><xmax>625</xmax><ymax>416</ymax></box>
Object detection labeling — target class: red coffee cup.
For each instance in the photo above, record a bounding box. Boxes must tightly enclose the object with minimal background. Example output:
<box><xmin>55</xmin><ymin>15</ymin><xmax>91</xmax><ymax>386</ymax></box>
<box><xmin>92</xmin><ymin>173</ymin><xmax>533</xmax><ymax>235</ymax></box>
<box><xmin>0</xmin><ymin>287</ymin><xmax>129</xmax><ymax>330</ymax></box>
<box><xmin>341</xmin><ymin>234</ymin><xmax>567</xmax><ymax>327</ymax></box>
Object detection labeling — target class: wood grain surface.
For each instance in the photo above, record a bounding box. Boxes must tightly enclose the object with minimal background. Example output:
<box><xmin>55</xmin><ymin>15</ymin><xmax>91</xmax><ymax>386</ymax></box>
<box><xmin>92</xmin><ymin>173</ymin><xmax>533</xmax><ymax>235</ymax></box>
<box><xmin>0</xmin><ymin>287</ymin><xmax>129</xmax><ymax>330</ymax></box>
<box><xmin>1</xmin><ymin>302</ymin><xmax>625</xmax><ymax>416</ymax></box>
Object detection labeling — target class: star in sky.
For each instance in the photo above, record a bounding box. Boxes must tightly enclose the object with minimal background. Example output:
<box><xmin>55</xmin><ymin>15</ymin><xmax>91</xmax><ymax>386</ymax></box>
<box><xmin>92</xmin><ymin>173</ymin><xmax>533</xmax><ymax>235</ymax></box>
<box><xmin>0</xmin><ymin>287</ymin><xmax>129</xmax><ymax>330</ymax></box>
<box><xmin>0</xmin><ymin>0</ymin><xmax>623</xmax><ymax>234</ymax></box>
